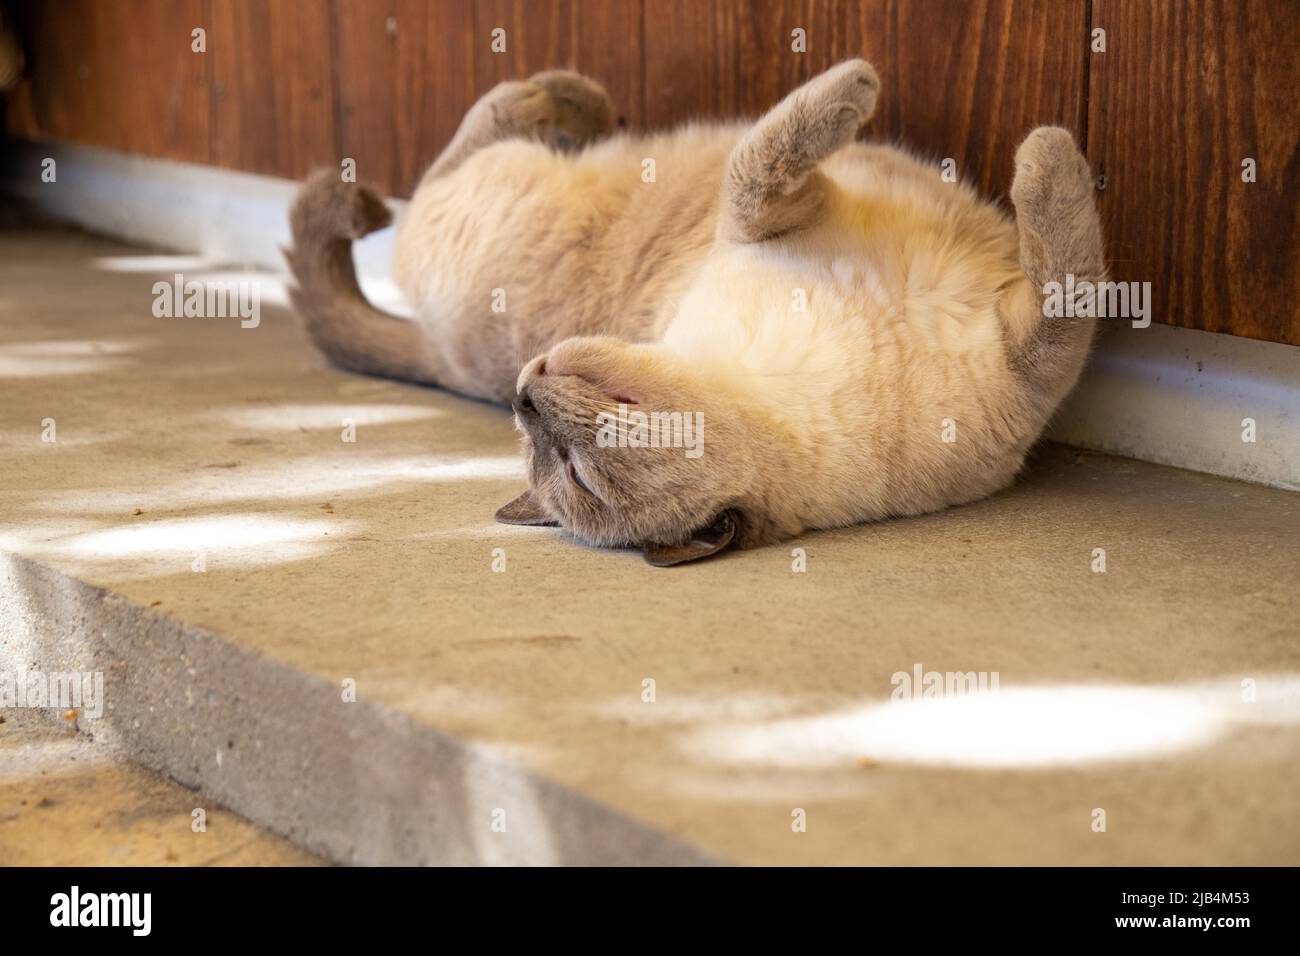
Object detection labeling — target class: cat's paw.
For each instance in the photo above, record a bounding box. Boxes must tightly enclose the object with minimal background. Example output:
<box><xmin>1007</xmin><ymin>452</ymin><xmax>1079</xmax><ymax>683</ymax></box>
<box><xmin>1010</xmin><ymin>126</ymin><xmax>1105</xmax><ymax>291</ymax></box>
<box><xmin>799</xmin><ymin>58</ymin><xmax>881</xmax><ymax>139</ymax></box>
<box><xmin>759</xmin><ymin>58</ymin><xmax>881</xmax><ymax>166</ymax></box>
<box><xmin>1010</xmin><ymin>126</ymin><xmax>1093</xmax><ymax>221</ymax></box>
<box><xmin>814</xmin><ymin>58</ymin><xmax>881</xmax><ymax>117</ymax></box>
<box><xmin>529</xmin><ymin>70</ymin><xmax>615</xmax><ymax>148</ymax></box>
<box><xmin>481</xmin><ymin>79</ymin><xmax>556</xmax><ymax>142</ymax></box>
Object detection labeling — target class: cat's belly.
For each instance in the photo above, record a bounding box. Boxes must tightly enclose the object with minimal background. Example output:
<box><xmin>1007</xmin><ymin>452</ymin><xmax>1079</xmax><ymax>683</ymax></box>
<box><xmin>663</xmin><ymin>183</ymin><xmax>1035</xmax><ymax>523</ymax></box>
<box><xmin>391</xmin><ymin>136</ymin><xmax>725</xmax><ymax>400</ymax></box>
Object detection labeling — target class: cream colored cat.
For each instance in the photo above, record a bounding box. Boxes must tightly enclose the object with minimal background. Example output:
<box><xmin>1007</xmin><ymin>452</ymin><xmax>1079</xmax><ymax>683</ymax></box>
<box><xmin>288</xmin><ymin>60</ymin><xmax>1104</xmax><ymax>565</ymax></box>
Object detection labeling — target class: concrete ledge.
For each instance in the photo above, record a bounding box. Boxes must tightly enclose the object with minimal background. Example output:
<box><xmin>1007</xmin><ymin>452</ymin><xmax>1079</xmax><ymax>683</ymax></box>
<box><xmin>1</xmin><ymin>552</ymin><xmax>716</xmax><ymax>866</ymax></box>
<box><xmin>1049</xmin><ymin>322</ymin><xmax>1300</xmax><ymax>492</ymax></box>
<box><xmin>0</xmin><ymin>712</ymin><xmax>322</xmax><ymax>865</ymax></box>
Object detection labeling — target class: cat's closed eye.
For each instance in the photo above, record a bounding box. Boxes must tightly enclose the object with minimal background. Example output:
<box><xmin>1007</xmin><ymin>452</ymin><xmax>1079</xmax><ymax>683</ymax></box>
<box><xmin>567</xmin><ymin>458</ymin><xmax>596</xmax><ymax>496</ymax></box>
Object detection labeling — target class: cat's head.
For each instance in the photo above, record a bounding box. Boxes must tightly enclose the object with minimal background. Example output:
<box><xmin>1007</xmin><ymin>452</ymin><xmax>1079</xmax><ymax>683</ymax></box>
<box><xmin>494</xmin><ymin>336</ymin><xmax>788</xmax><ymax>565</ymax></box>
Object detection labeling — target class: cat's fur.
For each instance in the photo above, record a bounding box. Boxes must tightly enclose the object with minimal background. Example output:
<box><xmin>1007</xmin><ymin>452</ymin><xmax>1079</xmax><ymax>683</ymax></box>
<box><xmin>288</xmin><ymin>60</ymin><xmax>1104</xmax><ymax>565</ymax></box>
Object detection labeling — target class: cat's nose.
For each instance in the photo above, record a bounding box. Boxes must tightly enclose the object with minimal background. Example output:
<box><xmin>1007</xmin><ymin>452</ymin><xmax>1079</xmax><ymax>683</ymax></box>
<box><xmin>516</xmin><ymin>354</ymin><xmax>547</xmax><ymax>395</ymax></box>
<box><xmin>512</xmin><ymin>387</ymin><xmax>538</xmax><ymax>419</ymax></box>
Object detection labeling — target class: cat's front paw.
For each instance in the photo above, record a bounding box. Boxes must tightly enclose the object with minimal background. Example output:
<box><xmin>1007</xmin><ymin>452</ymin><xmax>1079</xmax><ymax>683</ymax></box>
<box><xmin>530</xmin><ymin>336</ymin><xmax>662</xmax><ymax>408</ymax></box>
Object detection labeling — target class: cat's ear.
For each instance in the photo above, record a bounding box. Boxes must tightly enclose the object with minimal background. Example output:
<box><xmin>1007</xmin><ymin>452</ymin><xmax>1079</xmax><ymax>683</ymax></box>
<box><xmin>494</xmin><ymin>489</ymin><xmax>559</xmax><ymax>526</ymax></box>
<box><xmin>643</xmin><ymin>510</ymin><xmax>739</xmax><ymax>567</ymax></box>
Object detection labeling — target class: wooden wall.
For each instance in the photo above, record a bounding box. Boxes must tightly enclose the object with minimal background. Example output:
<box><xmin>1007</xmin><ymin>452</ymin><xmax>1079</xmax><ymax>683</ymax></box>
<box><xmin>1088</xmin><ymin>0</ymin><xmax>1298</xmax><ymax>343</ymax></box>
<box><xmin>3</xmin><ymin>0</ymin><xmax>1297</xmax><ymax>345</ymax></box>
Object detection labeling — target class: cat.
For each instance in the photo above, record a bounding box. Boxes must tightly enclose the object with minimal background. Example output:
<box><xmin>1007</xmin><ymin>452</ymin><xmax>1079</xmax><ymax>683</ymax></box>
<box><xmin>288</xmin><ymin>59</ymin><xmax>1105</xmax><ymax>565</ymax></box>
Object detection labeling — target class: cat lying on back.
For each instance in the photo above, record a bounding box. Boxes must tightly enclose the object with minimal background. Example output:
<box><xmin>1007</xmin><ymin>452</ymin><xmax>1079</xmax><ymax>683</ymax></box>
<box><xmin>288</xmin><ymin>60</ymin><xmax>1105</xmax><ymax>565</ymax></box>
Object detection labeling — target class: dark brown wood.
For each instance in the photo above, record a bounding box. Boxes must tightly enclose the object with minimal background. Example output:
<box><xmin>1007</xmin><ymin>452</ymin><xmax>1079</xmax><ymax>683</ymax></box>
<box><xmin>333</xmin><ymin>0</ymin><xmax>477</xmax><ymax>197</ymax></box>
<box><xmin>645</xmin><ymin>0</ymin><xmax>1088</xmax><ymax>199</ymax></box>
<box><xmin>870</xmin><ymin>0</ymin><xmax>1089</xmax><ymax>199</ymax></box>
<box><xmin>1089</xmin><ymin>0</ymin><xmax>1300</xmax><ymax>345</ymax></box>
<box><xmin>2</xmin><ymin>0</ymin><xmax>1297</xmax><ymax>345</ymax></box>
<box><xmin>6</xmin><ymin>0</ymin><xmax>211</xmax><ymax>164</ymax></box>
<box><xmin>643</xmin><ymin>0</ymin><xmax>743</xmax><ymax>124</ymax></box>
<box><xmin>473</xmin><ymin>1</ymin><xmax>644</xmax><ymax>133</ymax></box>
<box><xmin>331</xmin><ymin>0</ymin><xmax>394</xmax><ymax>191</ymax></box>
<box><xmin>210</xmin><ymin>0</ymin><xmax>337</xmax><ymax>181</ymax></box>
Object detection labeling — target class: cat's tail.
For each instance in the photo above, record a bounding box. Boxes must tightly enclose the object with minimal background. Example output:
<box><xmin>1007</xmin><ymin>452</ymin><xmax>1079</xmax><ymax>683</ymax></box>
<box><xmin>286</xmin><ymin>170</ymin><xmax>445</xmax><ymax>385</ymax></box>
<box><xmin>1006</xmin><ymin>126</ymin><xmax>1105</xmax><ymax>409</ymax></box>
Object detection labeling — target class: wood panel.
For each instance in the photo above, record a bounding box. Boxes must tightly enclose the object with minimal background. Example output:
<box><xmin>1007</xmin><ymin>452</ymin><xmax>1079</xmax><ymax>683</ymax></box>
<box><xmin>334</xmin><ymin>0</ymin><xmax>477</xmax><ymax>197</ymax></box>
<box><xmin>1089</xmin><ymin>0</ymin><xmax>1300</xmax><ymax>345</ymax></box>
<box><xmin>644</xmin><ymin>0</ymin><xmax>1088</xmax><ymax>198</ymax></box>
<box><xmin>3</xmin><ymin>0</ymin><xmax>1297</xmax><ymax>345</ymax></box>
<box><xmin>5</xmin><ymin>0</ymin><xmax>210</xmax><ymax>164</ymax></box>
<box><xmin>210</xmin><ymin>0</ymin><xmax>337</xmax><ymax>181</ymax></box>
<box><xmin>643</xmin><ymin>0</ymin><xmax>744</xmax><ymax>122</ymax></box>
<box><xmin>473</xmin><ymin>0</ymin><xmax>644</xmax><ymax>132</ymax></box>
<box><xmin>871</xmin><ymin>0</ymin><xmax>1089</xmax><ymax>199</ymax></box>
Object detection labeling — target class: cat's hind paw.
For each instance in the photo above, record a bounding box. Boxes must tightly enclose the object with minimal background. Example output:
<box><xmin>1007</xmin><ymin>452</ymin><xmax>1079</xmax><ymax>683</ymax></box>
<box><xmin>804</xmin><ymin>58</ymin><xmax>881</xmax><ymax>128</ymax></box>
<box><xmin>1010</xmin><ymin>126</ymin><xmax>1094</xmax><ymax>227</ymax></box>
<box><xmin>529</xmin><ymin>70</ymin><xmax>615</xmax><ymax>149</ymax></box>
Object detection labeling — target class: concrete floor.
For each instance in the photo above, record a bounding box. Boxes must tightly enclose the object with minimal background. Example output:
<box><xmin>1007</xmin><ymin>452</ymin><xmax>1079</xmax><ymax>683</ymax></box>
<box><xmin>0</xmin><ymin>713</ymin><xmax>319</xmax><ymax>865</ymax></box>
<box><xmin>2</xmin><ymin>226</ymin><xmax>1298</xmax><ymax>865</ymax></box>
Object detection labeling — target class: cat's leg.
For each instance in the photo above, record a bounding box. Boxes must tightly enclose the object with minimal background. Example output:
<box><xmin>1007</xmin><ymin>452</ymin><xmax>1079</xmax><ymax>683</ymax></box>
<box><xmin>1006</xmin><ymin>126</ymin><xmax>1106</xmax><ymax>406</ymax></box>
<box><xmin>720</xmin><ymin>58</ymin><xmax>880</xmax><ymax>242</ymax></box>
<box><xmin>422</xmin><ymin>71</ymin><xmax>614</xmax><ymax>183</ymax></box>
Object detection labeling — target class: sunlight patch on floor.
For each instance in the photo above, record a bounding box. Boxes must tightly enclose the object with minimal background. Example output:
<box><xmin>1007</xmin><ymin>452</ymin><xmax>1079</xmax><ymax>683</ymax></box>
<box><xmin>57</xmin><ymin>515</ymin><xmax>343</xmax><ymax>556</ymax></box>
<box><xmin>216</xmin><ymin>402</ymin><xmax>443</xmax><ymax>430</ymax></box>
<box><xmin>0</xmin><ymin>338</ymin><xmax>143</xmax><ymax>377</ymax></box>
<box><xmin>684</xmin><ymin>677</ymin><xmax>1300</xmax><ymax>771</ymax></box>
<box><xmin>90</xmin><ymin>254</ymin><xmax>219</xmax><ymax>273</ymax></box>
<box><xmin>1</xmin><ymin>514</ymin><xmax>358</xmax><ymax>574</ymax></box>
<box><xmin>29</xmin><ymin>454</ymin><xmax>526</xmax><ymax>514</ymax></box>
<box><xmin>586</xmin><ymin>691</ymin><xmax>803</xmax><ymax>726</ymax></box>
<box><xmin>91</xmin><ymin>255</ymin><xmax>291</xmax><ymax>307</ymax></box>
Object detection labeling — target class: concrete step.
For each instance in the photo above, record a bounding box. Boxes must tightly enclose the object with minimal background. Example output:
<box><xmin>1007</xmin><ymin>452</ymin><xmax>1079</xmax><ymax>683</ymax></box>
<box><xmin>3</xmin><ymin>227</ymin><xmax>1299</xmax><ymax>865</ymax></box>
<box><xmin>0</xmin><ymin>714</ymin><xmax>320</xmax><ymax>865</ymax></box>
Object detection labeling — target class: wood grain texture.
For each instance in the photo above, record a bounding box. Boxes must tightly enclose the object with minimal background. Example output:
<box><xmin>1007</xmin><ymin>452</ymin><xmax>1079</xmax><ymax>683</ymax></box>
<box><xmin>3</xmin><ymin>0</ymin><xmax>1297</xmax><ymax>344</ymax></box>
<box><xmin>210</xmin><ymin>0</ymin><xmax>337</xmax><ymax>180</ymax></box>
<box><xmin>334</xmin><ymin>0</ymin><xmax>476</xmax><ymax>196</ymax></box>
<box><xmin>1089</xmin><ymin>0</ymin><xmax>1300</xmax><ymax>344</ymax></box>
<box><xmin>330</xmin><ymin>0</ymin><xmax>393</xmax><ymax>191</ymax></box>
<box><xmin>473</xmin><ymin>0</ymin><xmax>644</xmax><ymax>132</ymax></box>
<box><xmin>869</xmin><ymin>0</ymin><xmax>1089</xmax><ymax>199</ymax></box>
<box><xmin>645</xmin><ymin>0</ymin><xmax>1088</xmax><ymax>197</ymax></box>
<box><xmin>5</xmin><ymin>0</ymin><xmax>211</xmax><ymax>164</ymax></box>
